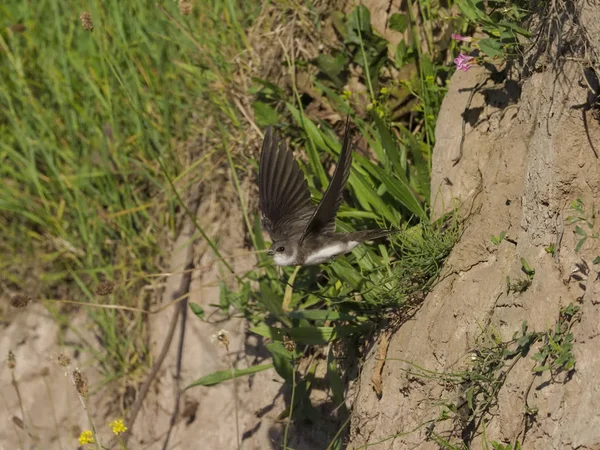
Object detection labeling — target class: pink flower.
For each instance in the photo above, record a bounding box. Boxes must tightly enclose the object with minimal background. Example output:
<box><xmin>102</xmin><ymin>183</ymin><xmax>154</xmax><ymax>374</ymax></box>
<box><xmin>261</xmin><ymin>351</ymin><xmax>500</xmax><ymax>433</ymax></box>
<box><xmin>454</xmin><ymin>54</ymin><xmax>475</xmax><ymax>72</ymax></box>
<box><xmin>452</xmin><ymin>33</ymin><xmax>472</xmax><ymax>42</ymax></box>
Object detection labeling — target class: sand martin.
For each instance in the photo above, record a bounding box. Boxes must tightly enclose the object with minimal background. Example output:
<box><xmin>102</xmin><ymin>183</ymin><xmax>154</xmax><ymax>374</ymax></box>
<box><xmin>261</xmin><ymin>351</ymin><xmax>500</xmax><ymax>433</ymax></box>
<box><xmin>259</xmin><ymin>117</ymin><xmax>393</xmax><ymax>266</ymax></box>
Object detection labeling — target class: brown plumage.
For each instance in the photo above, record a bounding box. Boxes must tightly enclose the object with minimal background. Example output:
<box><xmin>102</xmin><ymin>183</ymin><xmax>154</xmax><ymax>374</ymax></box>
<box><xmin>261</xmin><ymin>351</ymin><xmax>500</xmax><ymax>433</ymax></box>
<box><xmin>259</xmin><ymin>117</ymin><xmax>394</xmax><ymax>266</ymax></box>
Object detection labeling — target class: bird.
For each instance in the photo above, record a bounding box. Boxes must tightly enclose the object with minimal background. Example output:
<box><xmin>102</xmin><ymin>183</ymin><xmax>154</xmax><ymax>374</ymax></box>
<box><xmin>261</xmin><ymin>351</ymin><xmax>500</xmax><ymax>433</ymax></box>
<box><xmin>259</xmin><ymin>117</ymin><xmax>394</xmax><ymax>266</ymax></box>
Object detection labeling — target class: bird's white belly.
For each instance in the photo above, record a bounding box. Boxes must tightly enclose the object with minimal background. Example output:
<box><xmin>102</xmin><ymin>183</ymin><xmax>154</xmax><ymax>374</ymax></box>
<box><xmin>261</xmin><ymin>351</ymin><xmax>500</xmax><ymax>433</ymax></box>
<box><xmin>273</xmin><ymin>252</ymin><xmax>297</xmax><ymax>266</ymax></box>
<box><xmin>304</xmin><ymin>241</ymin><xmax>359</xmax><ymax>265</ymax></box>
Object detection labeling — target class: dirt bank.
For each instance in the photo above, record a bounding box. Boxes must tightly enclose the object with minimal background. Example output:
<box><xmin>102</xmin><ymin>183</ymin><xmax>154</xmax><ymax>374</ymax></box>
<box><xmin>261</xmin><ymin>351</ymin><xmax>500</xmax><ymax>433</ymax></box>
<box><xmin>347</xmin><ymin>2</ymin><xmax>600</xmax><ymax>448</ymax></box>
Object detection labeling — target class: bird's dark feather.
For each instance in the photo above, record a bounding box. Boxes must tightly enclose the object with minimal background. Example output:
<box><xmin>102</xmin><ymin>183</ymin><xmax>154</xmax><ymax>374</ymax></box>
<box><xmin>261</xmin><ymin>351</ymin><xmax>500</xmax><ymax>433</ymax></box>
<box><xmin>259</xmin><ymin>127</ymin><xmax>314</xmax><ymax>242</ymax></box>
<box><xmin>300</xmin><ymin>116</ymin><xmax>353</xmax><ymax>242</ymax></box>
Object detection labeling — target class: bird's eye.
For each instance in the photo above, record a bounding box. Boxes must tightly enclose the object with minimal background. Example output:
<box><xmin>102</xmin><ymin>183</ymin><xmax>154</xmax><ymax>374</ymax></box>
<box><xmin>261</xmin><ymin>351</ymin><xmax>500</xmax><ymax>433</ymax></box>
<box><xmin>277</xmin><ymin>246</ymin><xmax>285</xmax><ymax>252</ymax></box>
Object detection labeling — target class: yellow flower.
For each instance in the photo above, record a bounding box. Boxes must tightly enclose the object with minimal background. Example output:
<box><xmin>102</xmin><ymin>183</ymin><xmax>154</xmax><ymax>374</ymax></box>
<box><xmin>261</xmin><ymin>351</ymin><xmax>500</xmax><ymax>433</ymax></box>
<box><xmin>366</xmin><ymin>102</ymin><xmax>374</xmax><ymax>111</ymax></box>
<box><xmin>341</xmin><ymin>89</ymin><xmax>352</xmax><ymax>100</ymax></box>
<box><xmin>109</xmin><ymin>418</ymin><xmax>128</xmax><ymax>435</ymax></box>
<box><xmin>378</xmin><ymin>109</ymin><xmax>385</xmax><ymax>118</ymax></box>
<box><xmin>78</xmin><ymin>430</ymin><xmax>94</xmax><ymax>445</ymax></box>
<box><xmin>380</xmin><ymin>86</ymin><xmax>389</xmax><ymax>94</ymax></box>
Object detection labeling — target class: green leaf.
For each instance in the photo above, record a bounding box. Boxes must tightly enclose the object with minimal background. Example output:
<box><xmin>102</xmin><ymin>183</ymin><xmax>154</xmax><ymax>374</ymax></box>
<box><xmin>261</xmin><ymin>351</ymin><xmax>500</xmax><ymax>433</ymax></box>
<box><xmin>286</xmin><ymin>103</ymin><xmax>328</xmax><ymax>187</ymax></box>
<box><xmin>457</xmin><ymin>0</ymin><xmax>492</xmax><ymax>24</ymax></box>
<box><xmin>315</xmin><ymin>53</ymin><xmax>349</xmax><ymax>87</ymax></box>
<box><xmin>258</xmin><ymin>280</ymin><xmax>284</xmax><ymax>318</ymax></box>
<box><xmin>252</xmin><ymin>101</ymin><xmax>279</xmax><ymax>127</ymax></box>
<box><xmin>499</xmin><ymin>20</ymin><xmax>531</xmax><ymax>37</ymax></box>
<box><xmin>331</xmin><ymin>11</ymin><xmax>348</xmax><ymax>40</ymax></box>
<box><xmin>250</xmin><ymin>77</ymin><xmax>286</xmax><ymax>99</ymax></box>
<box><xmin>520</xmin><ymin>258</ymin><xmax>535</xmax><ymax>277</ymax></box>
<box><xmin>408</xmin><ymin>140</ymin><xmax>431</xmax><ymax>200</ymax></box>
<box><xmin>373</xmin><ymin>115</ymin><xmax>402</xmax><ymax>173</ymax></box>
<box><xmin>478</xmin><ymin>38</ymin><xmax>504</xmax><ymax>58</ymax></box>
<box><xmin>575</xmin><ymin>237</ymin><xmax>587</xmax><ymax>253</ymax></box>
<box><xmin>348</xmin><ymin>170</ymin><xmax>398</xmax><ymax>223</ymax></box>
<box><xmin>491</xmin><ymin>231</ymin><xmax>506</xmax><ymax>245</ymax></box>
<box><xmin>185</xmin><ymin>363</ymin><xmax>274</xmax><ymax>390</ymax></box>
<box><xmin>357</xmin><ymin>156</ymin><xmax>426</xmax><ymax>220</ymax></box>
<box><xmin>287</xmin><ymin>310</ymin><xmax>360</xmax><ymax>322</ymax></box>
<box><xmin>189</xmin><ymin>302</ymin><xmax>205</xmax><ymax>320</ymax></box>
<box><xmin>388</xmin><ymin>13</ymin><xmax>408</xmax><ymax>33</ymax></box>
<box><xmin>327</xmin><ymin>347</ymin><xmax>347</xmax><ymax>413</ymax></box>
<box><xmin>353</xmin><ymin>36</ymin><xmax>388</xmax><ymax>84</ymax></box>
<box><xmin>499</xmin><ymin>30</ymin><xmax>520</xmax><ymax>43</ymax></box>
<box><xmin>330</xmin><ymin>259</ymin><xmax>364</xmax><ymax>289</ymax></box>
<box><xmin>347</xmin><ymin>4</ymin><xmax>373</xmax><ymax>45</ymax></box>
<box><xmin>284</xmin><ymin>325</ymin><xmax>370</xmax><ymax>344</ymax></box>
<box><xmin>250</xmin><ymin>324</ymin><xmax>284</xmax><ymax>340</ymax></box>
<box><xmin>575</xmin><ymin>225</ymin><xmax>586</xmax><ymax>236</ymax></box>
<box><xmin>267</xmin><ymin>342</ymin><xmax>294</xmax><ymax>382</ymax></box>
<box><xmin>395</xmin><ymin>40</ymin><xmax>411</xmax><ymax>68</ymax></box>
<box><xmin>593</xmin><ymin>256</ymin><xmax>600</xmax><ymax>265</ymax></box>
<box><xmin>466</xmin><ymin>387</ymin><xmax>475</xmax><ymax>410</ymax></box>
<box><xmin>219</xmin><ymin>281</ymin><xmax>232</xmax><ymax>310</ymax></box>
<box><xmin>251</xmin><ymin>324</ymin><xmax>370</xmax><ymax>345</ymax></box>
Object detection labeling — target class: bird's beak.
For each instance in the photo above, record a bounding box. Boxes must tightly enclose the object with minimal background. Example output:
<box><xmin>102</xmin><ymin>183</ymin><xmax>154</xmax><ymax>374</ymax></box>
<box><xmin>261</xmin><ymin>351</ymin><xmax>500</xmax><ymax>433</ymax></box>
<box><xmin>267</xmin><ymin>249</ymin><xmax>274</xmax><ymax>256</ymax></box>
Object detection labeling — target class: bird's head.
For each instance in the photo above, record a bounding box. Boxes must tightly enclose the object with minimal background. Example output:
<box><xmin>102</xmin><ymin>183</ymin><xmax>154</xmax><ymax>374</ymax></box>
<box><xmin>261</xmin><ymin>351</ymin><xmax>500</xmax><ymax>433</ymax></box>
<box><xmin>267</xmin><ymin>241</ymin><xmax>298</xmax><ymax>266</ymax></box>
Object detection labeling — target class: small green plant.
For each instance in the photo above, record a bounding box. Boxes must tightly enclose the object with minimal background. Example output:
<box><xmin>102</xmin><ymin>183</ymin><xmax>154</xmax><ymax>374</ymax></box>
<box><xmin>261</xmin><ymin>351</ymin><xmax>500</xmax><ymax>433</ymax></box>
<box><xmin>491</xmin><ymin>441</ymin><xmax>521</xmax><ymax>450</ymax></box>
<box><xmin>378</xmin><ymin>297</ymin><xmax>581</xmax><ymax>449</ymax></box>
<box><xmin>453</xmin><ymin>0</ymin><xmax>530</xmax><ymax>68</ymax></box>
<box><xmin>506</xmin><ymin>258</ymin><xmax>535</xmax><ymax>293</ymax></box>
<box><xmin>567</xmin><ymin>198</ymin><xmax>599</xmax><ymax>252</ymax></box>
<box><xmin>532</xmin><ymin>304</ymin><xmax>581</xmax><ymax>376</ymax></box>
<box><xmin>420</xmin><ymin>305</ymin><xmax>579</xmax><ymax>449</ymax></box>
<box><xmin>545</xmin><ymin>243</ymin><xmax>555</xmax><ymax>255</ymax></box>
<box><xmin>490</xmin><ymin>231</ymin><xmax>506</xmax><ymax>245</ymax></box>
<box><xmin>520</xmin><ymin>258</ymin><xmax>535</xmax><ymax>277</ymax></box>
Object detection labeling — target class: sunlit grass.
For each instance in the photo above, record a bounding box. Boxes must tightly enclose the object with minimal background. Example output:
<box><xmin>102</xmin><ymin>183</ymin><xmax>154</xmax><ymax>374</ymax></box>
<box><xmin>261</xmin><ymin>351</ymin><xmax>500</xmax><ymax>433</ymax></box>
<box><xmin>0</xmin><ymin>0</ymin><xmax>260</xmax><ymax>377</ymax></box>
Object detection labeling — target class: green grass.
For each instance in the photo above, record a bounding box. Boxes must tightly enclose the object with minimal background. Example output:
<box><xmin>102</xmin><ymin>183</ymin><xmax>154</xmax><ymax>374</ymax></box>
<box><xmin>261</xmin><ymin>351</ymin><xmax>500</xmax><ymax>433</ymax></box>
<box><xmin>0</xmin><ymin>0</ymin><xmax>260</xmax><ymax>377</ymax></box>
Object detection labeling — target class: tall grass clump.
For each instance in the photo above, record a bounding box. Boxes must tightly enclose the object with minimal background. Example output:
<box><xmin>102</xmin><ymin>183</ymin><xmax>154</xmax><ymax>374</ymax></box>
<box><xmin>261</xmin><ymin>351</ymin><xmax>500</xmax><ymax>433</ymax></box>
<box><xmin>0</xmin><ymin>0</ymin><xmax>261</xmax><ymax>377</ymax></box>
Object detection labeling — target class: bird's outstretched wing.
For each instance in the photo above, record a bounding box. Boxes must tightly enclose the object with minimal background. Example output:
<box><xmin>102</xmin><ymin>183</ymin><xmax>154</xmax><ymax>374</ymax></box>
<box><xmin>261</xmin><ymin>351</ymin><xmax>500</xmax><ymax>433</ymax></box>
<box><xmin>259</xmin><ymin>127</ymin><xmax>315</xmax><ymax>241</ymax></box>
<box><xmin>300</xmin><ymin>117</ymin><xmax>353</xmax><ymax>241</ymax></box>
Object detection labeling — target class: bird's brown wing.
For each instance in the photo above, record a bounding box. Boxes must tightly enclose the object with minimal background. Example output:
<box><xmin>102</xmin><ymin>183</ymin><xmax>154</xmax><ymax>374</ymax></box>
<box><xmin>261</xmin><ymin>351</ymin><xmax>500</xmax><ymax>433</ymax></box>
<box><xmin>259</xmin><ymin>127</ymin><xmax>315</xmax><ymax>242</ymax></box>
<box><xmin>300</xmin><ymin>117</ymin><xmax>353</xmax><ymax>241</ymax></box>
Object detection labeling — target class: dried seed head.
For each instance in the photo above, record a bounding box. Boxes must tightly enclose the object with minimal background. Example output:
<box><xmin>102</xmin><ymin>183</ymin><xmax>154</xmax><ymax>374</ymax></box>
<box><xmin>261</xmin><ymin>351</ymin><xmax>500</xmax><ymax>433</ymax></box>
<box><xmin>80</xmin><ymin>12</ymin><xmax>93</xmax><ymax>31</ymax></box>
<box><xmin>57</xmin><ymin>352</ymin><xmax>71</xmax><ymax>368</ymax></box>
<box><xmin>72</xmin><ymin>368</ymin><xmax>88</xmax><ymax>399</ymax></box>
<box><xmin>283</xmin><ymin>335</ymin><xmax>296</xmax><ymax>352</ymax></box>
<box><xmin>7</xmin><ymin>351</ymin><xmax>16</xmax><ymax>369</ymax></box>
<box><xmin>211</xmin><ymin>329</ymin><xmax>229</xmax><ymax>350</ymax></box>
<box><xmin>178</xmin><ymin>0</ymin><xmax>192</xmax><ymax>15</ymax></box>
<box><xmin>95</xmin><ymin>280</ymin><xmax>114</xmax><ymax>296</ymax></box>
<box><xmin>10</xmin><ymin>294</ymin><xmax>31</xmax><ymax>309</ymax></box>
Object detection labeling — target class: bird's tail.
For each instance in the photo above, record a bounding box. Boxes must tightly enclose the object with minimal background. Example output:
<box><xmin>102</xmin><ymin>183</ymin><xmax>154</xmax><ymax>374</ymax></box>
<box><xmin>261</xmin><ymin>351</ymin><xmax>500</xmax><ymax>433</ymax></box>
<box><xmin>347</xmin><ymin>229</ymin><xmax>398</xmax><ymax>243</ymax></box>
